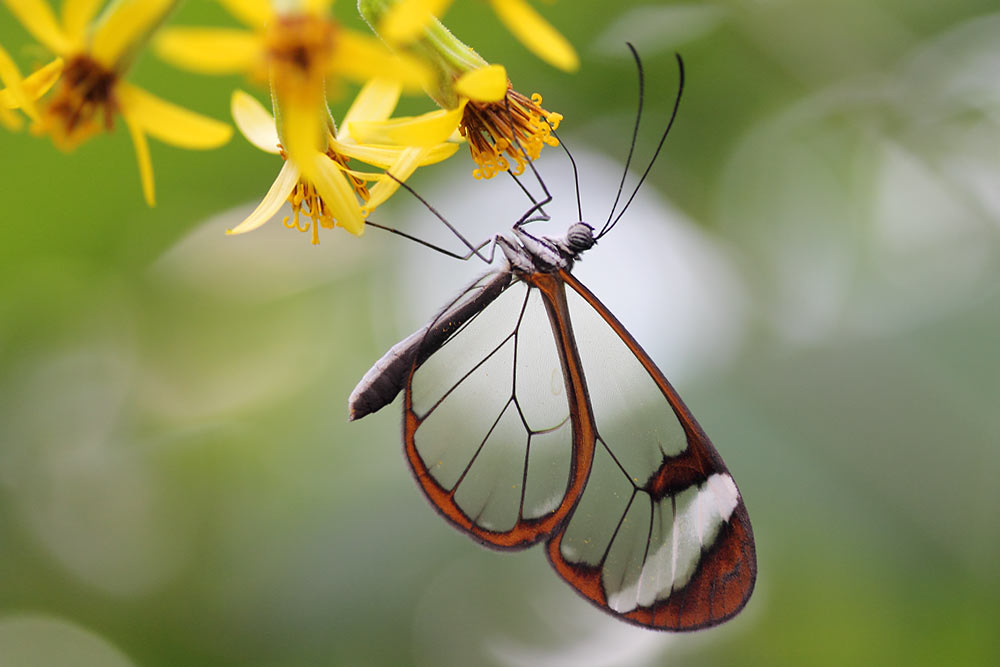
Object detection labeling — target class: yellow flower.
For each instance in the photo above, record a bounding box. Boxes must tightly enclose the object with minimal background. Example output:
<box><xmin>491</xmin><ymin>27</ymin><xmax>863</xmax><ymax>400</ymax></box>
<box><xmin>0</xmin><ymin>0</ymin><xmax>232</xmax><ymax>206</ymax></box>
<box><xmin>350</xmin><ymin>8</ymin><xmax>565</xmax><ymax>180</ymax></box>
<box><xmin>353</xmin><ymin>68</ymin><xmax>562</xmax><ymax>180</ymax></box>
<box><xmin>228</xmin><ymin>79</ymin><xmax>458</xmax><ymax>244</ymax></box>
<box><xmin>372</xmin><ymin>0</ymin><xmax>578</xmax><ymax>72</ymax></box>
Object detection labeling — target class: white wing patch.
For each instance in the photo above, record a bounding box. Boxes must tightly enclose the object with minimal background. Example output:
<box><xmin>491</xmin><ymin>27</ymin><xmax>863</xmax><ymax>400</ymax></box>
<box><xmin>605</xmin><ymin>473</ymin><xmax>739</xmax><ymax>614</ymax></box>
<box><xmin>707</xmin><ymin>472</ymin><xmax>740</xmax><ymax>522</ymax></box>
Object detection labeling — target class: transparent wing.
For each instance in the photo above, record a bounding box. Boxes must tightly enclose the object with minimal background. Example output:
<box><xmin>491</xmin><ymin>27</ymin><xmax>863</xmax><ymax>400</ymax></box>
<box><xmin>545</xmin><ymin>270</ymin><xmax>756</xmax><ymax>631</ymax></box>
<box><xmin>403</xmin><ymin>275</ymin><xmax>593</xmax><ymax>550</ymax></box>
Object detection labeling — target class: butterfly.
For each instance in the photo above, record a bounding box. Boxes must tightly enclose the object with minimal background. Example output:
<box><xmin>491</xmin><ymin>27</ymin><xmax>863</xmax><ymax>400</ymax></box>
<box><xmin>349</xmin><ymin>53</ymin><xmax>756</xmax><ymax>631</ymax></box>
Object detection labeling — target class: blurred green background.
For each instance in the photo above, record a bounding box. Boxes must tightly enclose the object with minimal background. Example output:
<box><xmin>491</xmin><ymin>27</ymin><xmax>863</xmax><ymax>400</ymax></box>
<box><xmin>2</xmin><ymin>1</ymin><xmax>999</xmax><ymax>665</ymax></box>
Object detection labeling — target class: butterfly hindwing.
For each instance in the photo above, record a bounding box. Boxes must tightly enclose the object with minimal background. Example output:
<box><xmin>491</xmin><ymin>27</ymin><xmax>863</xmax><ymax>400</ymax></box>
<box><xmin>543</xmin><ymin>270</ymin><xmax>756</xmax><ymax>630</ymax></box>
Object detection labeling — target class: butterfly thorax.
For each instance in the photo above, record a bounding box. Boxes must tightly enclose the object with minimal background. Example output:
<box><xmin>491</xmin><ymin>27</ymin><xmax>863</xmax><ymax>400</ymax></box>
<box><xmin>498</xmin><ymin>222</ymin><xmax>596</xmax><ymax>276</ymax></box>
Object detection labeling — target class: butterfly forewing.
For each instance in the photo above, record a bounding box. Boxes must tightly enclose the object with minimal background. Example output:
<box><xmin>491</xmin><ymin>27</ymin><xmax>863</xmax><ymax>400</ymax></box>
<box><xmin>404</xmin><ymin>275</ymin><xmax>583</xmax><ymax>549</ymax></box>
<box><xmin>545</xmin><ymin>270</ymin><xmax>756</xmax><ymax>630</ymax></box>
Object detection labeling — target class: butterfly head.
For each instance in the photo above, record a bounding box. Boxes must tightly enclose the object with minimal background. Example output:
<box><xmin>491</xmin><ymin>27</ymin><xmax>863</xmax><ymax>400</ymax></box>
<box><xmin>564</xmin><ymin>222</ymin><xmax>596</xmax><ymax>256</ymax></box>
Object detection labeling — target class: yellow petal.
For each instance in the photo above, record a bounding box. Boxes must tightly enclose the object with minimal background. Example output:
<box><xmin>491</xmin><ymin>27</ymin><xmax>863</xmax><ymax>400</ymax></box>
<box><xmin>122</xmin><ymin>109</ymin><xmax>155</xmax><ymax>206</ymax></box>
<box><xmin>118</xmin><ymin>82</ymin><xmax>232</xmax><ymax>149</ymax></box>
<box><xmin>0</xmin><ymin>104</ymin><xmax>19</xmax><ymax>130</ymax></box>
<box><xmin>302</xmin><ymin>0</ymin><xmax>332</xmax><ymax>15</ymax></box>
<box><xmin>366</xmin><ymin>146</ymin><xmax>430</xmax><ymax>211</ymax></box>
<box><xmin>3</xmin><ymin>0</ymin><xmax>73</xmax><ymax>54</ymax></box>
<box><xmin>378</xmin><ymin>0</ymin><xmax>454</xmax><ymax>45</ymax></box>
<box><xmin>154</xmin><ymin>27</ymin><xmax>260</xmax><ymax>75</ymax></box>
<box><xmin>489</xmin><ymin>0</ymin><xmax>579</xmax><ymax>72</ymax></box>
<box><xmin>454</xmin><ymin>64</ymin><xmax>508</xmax><ymax>103</ymax></box>
<box><xmin>415</xmin><ymin>140</ymin><xmax>459</xmax><ymax>164</ymax></box>
<box><xmin>308</xmin><ymin>154</ymin><xmax>365</xmax><ymax>236</ymax></box>
<box><xmin>0</xmin><ymin>42</ymin><xmax>32</xmax><ymax>121</ymax></box>
<box><xmin>334</xmin><ymin>167</ymin><xmax>385</xmax><ymax>182</ymax></box>
<box><xmin>218</xmin><ymin>0</ymin><xmax>272</xmax><ymax>29</ymax></box>
<box><xmin>61</xmin><ymin>0</ymin><xmax>103</xmax><ymax>47</ymax></box>
<box><xmin>90</xmin><ymin>0</ymin><xmax>174</xmax><ymax>68</ymax></box>
<box><xmin>327</xmin><ymin>140</ymin><xmax>402</xmax><ymax>170</ymax></box>
<box><xmin>0</xmin><ymin>45</ymin><xmax>58</xmax><ymax>124</ymax></box>
<box><xmin>228</xmin><ymin>160</ymin><xmax>300</xmax><ymax>235</ymax></box>
<box><xmin>331</xmin><ymin>137</ymin><xmax>457</xmax><ymax>169</ymax></box>
<box><xmin>329</xmin><ymin>30</ymin><xmax>430</xmax><ymax>92</ymax></box>
<box><xmin>0</xmin><ymin>49</ymin><xmax>20</xmax><ymax>128</ymax></box>
<box><xmin>340</xmin><ymin>78</ymin><xmax>402</xmax><ymax>139</ymax></box>
<box><xmin>231</xmin><ymin>89</ymin><xmax>280</xmax><ymax>154</ymax></box>
<box><xmin>0</xmin><ymin>56</ymin><xmax>63</xmax><ymax>110</ymax></box>
<box><xmin>0</xmin><ymin>45</ymin><xmax>23</xmax><ymax>128</ymax></box>
<box><xmin>277</xmin><ymin>93</ymin><xmax>325</xmax><ymax>182</ymax></box>
<box><xmin>348</xmin><ymin>103</ymin><xmax>464</xmax><ymax>147</ymax></box>
<box><xmin>384</xmin><ymin>146</ymin><xmax>428</xmax><ymax>183</ymax></box>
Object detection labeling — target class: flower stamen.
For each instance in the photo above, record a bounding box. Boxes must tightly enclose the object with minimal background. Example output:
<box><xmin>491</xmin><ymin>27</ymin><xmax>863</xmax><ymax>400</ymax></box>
<box><xmin>276</xmin><ymin>145</ymin><xmax>371</xmax><ymax>244</ymax></box>
<box><xmin>461</xmin><ymin>87</ymin><xmax>562</xmax><ymax>179</ymax></box>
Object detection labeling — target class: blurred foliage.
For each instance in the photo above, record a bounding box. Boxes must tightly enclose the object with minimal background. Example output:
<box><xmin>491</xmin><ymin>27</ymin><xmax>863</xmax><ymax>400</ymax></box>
<box><xmin>2</xmin><ymin>1</ymin><xmax>1000</xmax><ymax>665</ymax></box>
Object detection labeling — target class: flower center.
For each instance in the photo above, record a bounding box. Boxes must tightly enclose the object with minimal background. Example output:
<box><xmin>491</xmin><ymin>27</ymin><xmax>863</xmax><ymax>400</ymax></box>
<box><xmin>45</xmin><ymin>54</ymin><xmax>118</xmax><ymax>148</ymax></box>
<box><xmin>460</xmin><ymin>89</ymin><xmax>563</xmax><ymax>180</ymax></box>
<box><xmin>265</xmin><ymin>14</ymin><xmax>337</xmax><ymax>84</ymax></box>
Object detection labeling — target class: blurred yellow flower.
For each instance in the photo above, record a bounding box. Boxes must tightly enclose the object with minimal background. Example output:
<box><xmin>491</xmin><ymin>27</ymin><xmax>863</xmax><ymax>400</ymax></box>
<box><xmin>155</xmin><ymin>0</ymin><xmax>430</xmax><ymax>89</ymax></box>
<box><xmin>374</xmin><ymin>0</ymin><xmax>578</xmax><ymax>72</ymax></box>
<box><xmin>229</xmin><ymin>79</ymin><xmax>458</xmax><ymax>244</ymax></box>
<box><xmin>0</xmin><ymin>0</ymin><xmax>232</xmax><ymax>206</ymax></box>
<box><xmin>155</xmin><ymin>0</ymin><xmax>433</xmax><ymax>233</ymax></box>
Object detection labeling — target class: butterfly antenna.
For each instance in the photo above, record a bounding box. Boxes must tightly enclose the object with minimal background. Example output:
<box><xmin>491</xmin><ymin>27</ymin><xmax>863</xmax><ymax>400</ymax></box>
<box><xmin>597</xmin><ymin>52</ymin><xmax>685</xmax><ymax>241</ymax></box>
<box><xmin>364</xmin><ymin>219</ymin><xmax>493</xmax><ymax>260</ymax></box>
<box><xmin>376</xmin><ymin>172</ymin><xmax>495</xmax><ymax>263</ymax></box>
<box><xmin>553</xmin><ymin>128</ymin><xmax>583</xmax><ymax>222</ymax></box>
<box><xmin>599</xmin><ymin>42</ymin><xmax>645</xmax><ymax>238</ymax></box>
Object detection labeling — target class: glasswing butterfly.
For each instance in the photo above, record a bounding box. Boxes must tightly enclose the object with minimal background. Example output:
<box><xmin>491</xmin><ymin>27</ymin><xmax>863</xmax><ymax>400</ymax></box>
<box><xmin>349</xmin><ymin>52</ymin><xmax>756</xmax><ymax>631</ymax></box>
